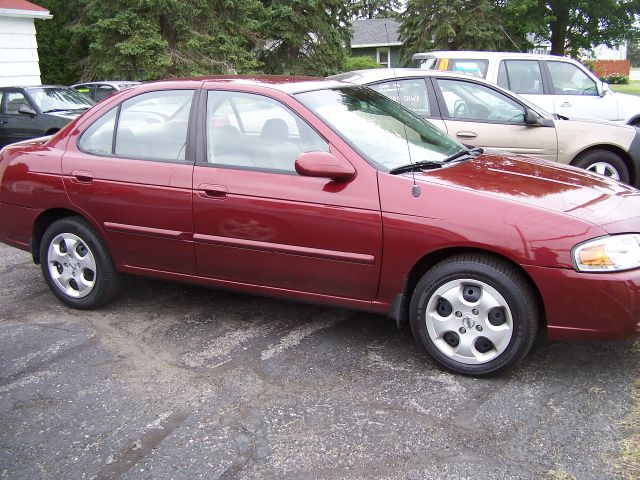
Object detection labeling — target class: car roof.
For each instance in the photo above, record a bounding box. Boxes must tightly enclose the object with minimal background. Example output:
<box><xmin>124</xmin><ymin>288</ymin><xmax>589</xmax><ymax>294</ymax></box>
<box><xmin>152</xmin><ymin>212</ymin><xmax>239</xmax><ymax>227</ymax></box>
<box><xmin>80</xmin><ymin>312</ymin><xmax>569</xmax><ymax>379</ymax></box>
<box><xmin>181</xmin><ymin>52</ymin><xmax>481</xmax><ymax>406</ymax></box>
<box><xmin>141</xmin><ymin>76</ymin><xmax>349</xmax><ymax>95</ymax></box>
<box><xmin>71</xmin><ymin>81</ymin><xmax>142</xmax><ymax>87</ymax></box>
<box><xmin>330</xmin><ymin>68</ymin><xmax>486</xmax><ymax>84</ymax></box>
<box><xmin>411</xmin><ymin>50</ymin><xmax>577</xmax><ymax>62</ymax></box>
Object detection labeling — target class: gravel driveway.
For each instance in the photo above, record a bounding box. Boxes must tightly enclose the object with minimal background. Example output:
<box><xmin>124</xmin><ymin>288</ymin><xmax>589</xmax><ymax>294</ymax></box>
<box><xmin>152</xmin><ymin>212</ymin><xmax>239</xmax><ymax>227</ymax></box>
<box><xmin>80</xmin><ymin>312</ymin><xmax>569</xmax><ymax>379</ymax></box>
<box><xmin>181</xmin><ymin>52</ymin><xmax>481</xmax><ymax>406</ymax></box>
<box><xmin>0</xmin><ymin>243</ymin><xmax>638</xmax><ymax>479</ymax></box>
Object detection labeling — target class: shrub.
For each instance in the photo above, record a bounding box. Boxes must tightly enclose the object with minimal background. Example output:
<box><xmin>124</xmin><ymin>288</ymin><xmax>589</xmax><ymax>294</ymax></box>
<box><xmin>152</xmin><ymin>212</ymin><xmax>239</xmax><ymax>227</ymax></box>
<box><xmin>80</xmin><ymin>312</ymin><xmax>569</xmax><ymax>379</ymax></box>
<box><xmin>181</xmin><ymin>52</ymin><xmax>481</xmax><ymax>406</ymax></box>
<box><xmin>599</xmin><ymin>74</ymin><xmax>630</xmax><ymax>85</ymax></box>
<box><xmin>343</xmin><ymin>55</ymin><xmax>381</xmax><ymax>72</ymax></box>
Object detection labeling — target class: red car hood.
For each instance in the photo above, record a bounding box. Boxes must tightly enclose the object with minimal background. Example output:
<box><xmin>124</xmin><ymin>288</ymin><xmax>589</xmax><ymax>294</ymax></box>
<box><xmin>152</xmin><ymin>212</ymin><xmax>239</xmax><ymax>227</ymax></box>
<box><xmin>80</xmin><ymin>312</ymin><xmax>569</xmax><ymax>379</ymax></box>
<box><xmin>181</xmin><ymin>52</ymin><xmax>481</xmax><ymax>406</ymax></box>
<box><xmin>421</xmin><ymin>153</ymin><xmax>640</xmax><ymax>234</ymax></box>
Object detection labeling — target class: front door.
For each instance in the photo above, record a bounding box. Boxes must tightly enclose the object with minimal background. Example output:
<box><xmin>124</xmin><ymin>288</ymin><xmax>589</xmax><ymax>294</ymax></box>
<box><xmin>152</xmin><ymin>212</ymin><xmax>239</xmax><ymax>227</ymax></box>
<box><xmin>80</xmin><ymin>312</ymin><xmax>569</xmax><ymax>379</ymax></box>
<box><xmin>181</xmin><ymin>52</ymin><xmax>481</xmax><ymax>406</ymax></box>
<box><xmin>192</xmin><ymin>89</ymin><xmax>382</xmax><ymax>300</ymax></box>
<box><xmin>433</xmin><ymin>78</ymin><xmax>558</xmax><ymax>162</ymax></box>
<box><xmin>545</xmin><ymin>60</ymin><xmax>619</xmax><ymax>121</ymax></box>
<box><xmin>62</xmin><ymin>88</ymin><xmax>197</xmax><ymax>274</ymax></box>
<box><xmin>0</xmin><ymin>90</ymin><xmax>43</xmax><ymax>148</ymax></box>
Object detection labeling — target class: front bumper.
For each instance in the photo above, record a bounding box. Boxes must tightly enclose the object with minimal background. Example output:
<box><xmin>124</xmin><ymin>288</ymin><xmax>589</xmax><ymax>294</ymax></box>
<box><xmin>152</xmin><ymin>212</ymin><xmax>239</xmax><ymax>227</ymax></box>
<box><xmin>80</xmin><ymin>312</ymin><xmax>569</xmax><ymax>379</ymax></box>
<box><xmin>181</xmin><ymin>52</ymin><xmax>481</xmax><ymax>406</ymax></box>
<box><xmin>525</xmin><ymin>264</ymin><xmax>640</xmax><ymax>341</ymax></box>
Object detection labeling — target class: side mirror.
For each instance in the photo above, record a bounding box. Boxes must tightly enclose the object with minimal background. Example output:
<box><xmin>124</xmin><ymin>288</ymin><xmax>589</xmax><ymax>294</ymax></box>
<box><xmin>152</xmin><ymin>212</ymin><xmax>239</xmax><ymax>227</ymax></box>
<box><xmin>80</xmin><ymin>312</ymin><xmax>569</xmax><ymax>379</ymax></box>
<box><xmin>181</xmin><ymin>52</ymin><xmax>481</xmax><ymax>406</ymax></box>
<box><xmin>18</xmin><ymin>105</ymin><xmax>37</xmax><ymax>116</ymax></box>
<box><xmin>524</xmin><ymin>108</ymin><xmax>543</xmax><ymax>126</ymax></box>
<box><xmin>598</xmin><ymin>82</ymin><xmax>609</xmax><ymax>97</ymax></box>
<box><xmin>295</xmin><ymin>151</ymin><xmax>356</xmax><ymax>180</ymax></box>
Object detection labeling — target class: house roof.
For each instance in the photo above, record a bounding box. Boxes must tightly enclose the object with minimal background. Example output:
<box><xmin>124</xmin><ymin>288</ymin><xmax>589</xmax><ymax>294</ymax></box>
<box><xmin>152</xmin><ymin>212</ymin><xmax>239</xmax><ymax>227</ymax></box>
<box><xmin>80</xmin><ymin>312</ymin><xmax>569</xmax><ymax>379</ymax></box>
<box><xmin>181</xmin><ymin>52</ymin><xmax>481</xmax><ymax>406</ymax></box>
<box><xmin>351</xmin><ymin>18</ymin><xmax>401</xmax><ymax>48</ymax></box>
<box><xmin>0</xmin><ymin>0</ymin><xmax>52</xmax><ymax>19</ymax></box>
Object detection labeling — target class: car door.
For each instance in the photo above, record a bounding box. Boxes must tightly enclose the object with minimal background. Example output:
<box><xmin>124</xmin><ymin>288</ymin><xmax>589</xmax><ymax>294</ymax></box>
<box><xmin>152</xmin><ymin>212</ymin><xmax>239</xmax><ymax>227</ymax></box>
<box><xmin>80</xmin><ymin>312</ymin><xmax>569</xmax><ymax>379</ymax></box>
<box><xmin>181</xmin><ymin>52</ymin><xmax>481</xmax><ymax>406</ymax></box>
<box><xmin>62</xmin><ymin>87</ymin><xmax>198</xmax><ymax>274</ymax></box>
<box><xmin>496</xmin><ymin>59</ymin><xmax>557</xmax><ymax>115</ymax></box>
<box><xmin>432</xmin><ymin>77</ymin><xmax>558</xmax><ymax>162</ymax></box>
<box><xmin>367</xmin><ymin>78</ymin><xmax>448</xmax><ymax>131</ymax></box>
<box><xmin>0</xmin><ymin>89</ymin><xmax>44</xmax><ymax>148</ymax></box>
<box><xmin>192</xmin><ymin>88</ymin><xmax>382</xmax><ymax>300</ymax></box>
<box><xmin>544</xmin><ymin>60</ymin><xmax>619</xmax><ymax>121</ymax></box>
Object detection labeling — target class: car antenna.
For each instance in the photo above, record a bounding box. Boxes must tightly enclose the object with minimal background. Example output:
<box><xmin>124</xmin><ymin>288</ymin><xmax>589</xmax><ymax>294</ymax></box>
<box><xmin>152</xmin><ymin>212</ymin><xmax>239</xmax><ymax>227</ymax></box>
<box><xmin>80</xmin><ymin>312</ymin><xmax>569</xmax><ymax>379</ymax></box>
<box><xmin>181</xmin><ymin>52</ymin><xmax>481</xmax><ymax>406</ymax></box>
<box><xmin>385</xmin><ymin>22</ymin><xmax>421</xmax><ymax>197</ymax></box>
<box><xmin>500</xmin><ymin>26</ymin><xmax>522</xmax><ymax>52</ymax></box>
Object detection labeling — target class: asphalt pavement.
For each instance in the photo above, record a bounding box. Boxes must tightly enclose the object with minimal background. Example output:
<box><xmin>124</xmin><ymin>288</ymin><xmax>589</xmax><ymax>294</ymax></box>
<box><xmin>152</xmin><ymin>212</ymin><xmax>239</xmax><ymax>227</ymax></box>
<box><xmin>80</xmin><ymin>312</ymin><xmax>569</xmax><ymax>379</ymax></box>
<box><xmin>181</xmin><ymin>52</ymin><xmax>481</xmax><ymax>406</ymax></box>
<box><xmin>0</xmin><ymin>243</ymin><xmax>638</xmax><ymax>479</ymax></box>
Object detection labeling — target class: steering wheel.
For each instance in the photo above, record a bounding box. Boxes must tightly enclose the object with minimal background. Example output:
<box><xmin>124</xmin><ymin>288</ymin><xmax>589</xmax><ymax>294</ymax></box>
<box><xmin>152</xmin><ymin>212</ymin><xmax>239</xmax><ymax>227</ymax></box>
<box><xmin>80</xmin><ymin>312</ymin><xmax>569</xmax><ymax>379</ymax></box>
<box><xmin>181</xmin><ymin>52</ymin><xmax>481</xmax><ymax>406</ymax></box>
<box><xmin>453</xmin><ymin>101</ymin><xmax>468</xmax><ymax>118</ymax></box>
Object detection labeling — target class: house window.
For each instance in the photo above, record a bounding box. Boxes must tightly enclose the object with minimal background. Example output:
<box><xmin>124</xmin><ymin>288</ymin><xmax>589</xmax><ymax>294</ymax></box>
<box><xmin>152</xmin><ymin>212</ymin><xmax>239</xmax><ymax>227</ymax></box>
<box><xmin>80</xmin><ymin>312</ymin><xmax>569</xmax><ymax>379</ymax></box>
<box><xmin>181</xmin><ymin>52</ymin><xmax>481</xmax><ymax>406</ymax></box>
<box><xmin>377</xmin><ymin>48</ymin><xmax>390</xmax><ymax>68</ymax></box>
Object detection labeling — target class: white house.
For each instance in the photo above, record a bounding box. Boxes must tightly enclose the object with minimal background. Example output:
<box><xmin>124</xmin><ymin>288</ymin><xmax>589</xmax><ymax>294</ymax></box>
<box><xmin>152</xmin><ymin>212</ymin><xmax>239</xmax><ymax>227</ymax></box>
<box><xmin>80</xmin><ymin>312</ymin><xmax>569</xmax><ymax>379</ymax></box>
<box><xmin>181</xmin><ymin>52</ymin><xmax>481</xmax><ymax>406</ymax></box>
<box><xmin>0</xmin><ymin>0</ymin><xmax>51</xmax><ymax>87</ymax></box>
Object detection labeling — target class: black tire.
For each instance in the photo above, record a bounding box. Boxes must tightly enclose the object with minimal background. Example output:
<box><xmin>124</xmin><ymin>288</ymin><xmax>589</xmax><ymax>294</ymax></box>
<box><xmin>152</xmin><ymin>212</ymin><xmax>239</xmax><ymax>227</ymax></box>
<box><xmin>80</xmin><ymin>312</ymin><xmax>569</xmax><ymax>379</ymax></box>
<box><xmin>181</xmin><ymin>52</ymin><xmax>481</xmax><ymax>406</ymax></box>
<box><xmin>573</xmin><ymin>149</ymin><xmax>630</xmax><ymax>184</ymax></box>
<box><xmin>40</xmin><ymin>217</ymin><xmax>120</xmax><ymax>309</ymax></box>
<box><xmin>409</xmin><ymin>254</ymin><xmax>539</xmax><ymax>376</ymax></box>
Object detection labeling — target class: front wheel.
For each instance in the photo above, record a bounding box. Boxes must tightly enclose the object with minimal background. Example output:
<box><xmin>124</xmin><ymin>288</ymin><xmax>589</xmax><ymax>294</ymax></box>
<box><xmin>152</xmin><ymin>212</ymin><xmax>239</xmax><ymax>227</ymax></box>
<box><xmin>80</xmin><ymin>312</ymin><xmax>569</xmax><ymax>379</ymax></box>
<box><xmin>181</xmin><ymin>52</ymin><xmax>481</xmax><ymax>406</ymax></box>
<box><xmin>573</xmin><ymin>150</ymin><xmax>630</xmax><ymax>184</ymax></box>
<box><xmin>40</xmin><ymin>217</ymin><xmax>120</xmax><ymax>309</ymax></box>
<box><xmin>410</xmin><ymin>254</ymin><xmax>539</xmax><ymax>376</ymax></box>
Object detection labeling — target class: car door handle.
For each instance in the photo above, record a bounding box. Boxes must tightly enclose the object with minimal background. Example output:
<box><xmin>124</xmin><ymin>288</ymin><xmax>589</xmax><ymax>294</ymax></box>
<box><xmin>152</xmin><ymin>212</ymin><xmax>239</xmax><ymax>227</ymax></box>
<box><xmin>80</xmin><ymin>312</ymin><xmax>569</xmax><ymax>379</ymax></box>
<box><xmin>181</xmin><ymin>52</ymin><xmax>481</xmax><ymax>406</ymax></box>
<box><xmin>0</xmin><ymin>121</ymin><xmax>7</xmax><ymax>125</ymax></box>
<box><xmin>559</xmin><ymin>102</ymin><xmax>572</xmax><ymax>107</ymax></box>
<box><xmin>71</xmin><ymin>170</ymin><xmax>94</xmax><ymax>183</ymax></box>
<box><xmin>456</xmin><ymin>131</ymin><xmax>477</xmax><ymax>139</ymax></box>
<box><xmin>198</xmin><ymin>184</ymin><xmax>228</xmax><ymax>199</ymax></box>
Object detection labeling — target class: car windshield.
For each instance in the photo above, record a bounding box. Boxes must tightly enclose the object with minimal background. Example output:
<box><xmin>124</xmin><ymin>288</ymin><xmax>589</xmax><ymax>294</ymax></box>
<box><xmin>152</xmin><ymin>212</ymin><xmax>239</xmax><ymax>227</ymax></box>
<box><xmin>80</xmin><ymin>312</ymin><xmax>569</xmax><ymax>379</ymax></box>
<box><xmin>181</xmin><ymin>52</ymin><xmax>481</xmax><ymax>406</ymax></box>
<box><xmin>28</xmin><ymin>87</ymin><xmax>95</xmax><ymax>112</ymax></box>
<box><xmin>295</xmin><ymin>86</ymin><xmax>463</xmax><ymax>171</ymax></box>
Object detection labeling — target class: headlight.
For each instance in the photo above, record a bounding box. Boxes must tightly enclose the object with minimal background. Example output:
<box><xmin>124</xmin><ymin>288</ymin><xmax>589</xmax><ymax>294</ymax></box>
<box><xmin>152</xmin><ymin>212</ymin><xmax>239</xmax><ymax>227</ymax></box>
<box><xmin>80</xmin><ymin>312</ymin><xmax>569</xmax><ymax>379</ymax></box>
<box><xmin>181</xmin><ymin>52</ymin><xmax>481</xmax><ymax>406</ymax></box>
<box><xmin>573</xmin><ymin>234</ymin><xmax>640</xmax><ymax>272</ymax></box>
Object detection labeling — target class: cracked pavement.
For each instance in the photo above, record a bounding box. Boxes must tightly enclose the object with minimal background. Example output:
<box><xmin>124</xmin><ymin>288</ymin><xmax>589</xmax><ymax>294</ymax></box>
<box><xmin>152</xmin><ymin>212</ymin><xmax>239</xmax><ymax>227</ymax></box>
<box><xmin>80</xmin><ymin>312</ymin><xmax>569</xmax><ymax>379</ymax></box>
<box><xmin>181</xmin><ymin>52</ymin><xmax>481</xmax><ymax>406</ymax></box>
<box><xmin>0</xmin><ymin>243</ymin><xmax>638</xmax><ymax>479</ymax></box>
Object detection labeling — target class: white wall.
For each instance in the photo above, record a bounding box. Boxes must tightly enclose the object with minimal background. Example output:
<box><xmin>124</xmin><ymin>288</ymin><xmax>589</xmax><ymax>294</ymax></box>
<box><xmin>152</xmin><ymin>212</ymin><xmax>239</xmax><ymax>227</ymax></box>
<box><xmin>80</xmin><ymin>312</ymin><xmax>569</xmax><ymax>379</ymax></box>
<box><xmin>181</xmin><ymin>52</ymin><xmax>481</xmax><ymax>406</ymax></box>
<box><xmin>0</xmin><ymin>16</ymin><xmax>42</xmax><ymax>87</ymax></box>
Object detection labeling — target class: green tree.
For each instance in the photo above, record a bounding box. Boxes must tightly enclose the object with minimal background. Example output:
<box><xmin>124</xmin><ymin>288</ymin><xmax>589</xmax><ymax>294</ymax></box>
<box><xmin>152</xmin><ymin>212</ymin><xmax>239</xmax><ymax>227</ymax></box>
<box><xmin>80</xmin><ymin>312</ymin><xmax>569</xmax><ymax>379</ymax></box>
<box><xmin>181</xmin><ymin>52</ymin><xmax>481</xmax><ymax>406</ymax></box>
<box><xmin>399</xmin><ymin>0</ymin><xmax>528</xmax><ymax>62</ymax></box>
<box><xmin>35</xmin><ymin>0</ymin><xmax>87</xmax><ymax>84</ymax></box>
<box><xmin>506</xmin><ymin>0</ymin><xmax>640</xmax><ymax>56</ymax></box>
<box><xmin>629</xmin><ymin>40</ymin><xmax>640</xmax><ymax>68</ymax></box>
<box><xmin>259</xmin><ymin>0</ymin><xmax>348</xmax><ymax>76</ymax></box>
<box><xmin>73</xmin><ymin>0</ymin><xmax>264</xmax><ymax>80</ymax></box>
<box><xmin>347</xmin><ymin>0</ymin><xmax>402</xmax><ymax>19</ymax></box>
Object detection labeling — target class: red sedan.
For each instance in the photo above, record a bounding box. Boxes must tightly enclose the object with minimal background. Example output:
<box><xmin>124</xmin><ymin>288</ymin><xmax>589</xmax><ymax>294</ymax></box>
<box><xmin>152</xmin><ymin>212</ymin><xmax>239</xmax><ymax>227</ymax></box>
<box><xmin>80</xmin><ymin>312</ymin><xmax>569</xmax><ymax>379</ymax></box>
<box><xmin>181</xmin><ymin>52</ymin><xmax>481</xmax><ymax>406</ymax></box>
<box><xmin>0</xmin><ymin>77</ymin><xmax>639</xmax><ymax>375</ymax></box>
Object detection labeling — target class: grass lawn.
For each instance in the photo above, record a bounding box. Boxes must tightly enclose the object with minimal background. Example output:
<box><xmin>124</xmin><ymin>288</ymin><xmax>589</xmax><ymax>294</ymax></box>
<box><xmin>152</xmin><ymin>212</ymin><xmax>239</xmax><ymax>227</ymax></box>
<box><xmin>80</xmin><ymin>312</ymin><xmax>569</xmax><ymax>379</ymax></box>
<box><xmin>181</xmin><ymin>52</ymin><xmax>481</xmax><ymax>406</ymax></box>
<box><xmin>611</xmin><ymin>80</ymin><xmax>640</xmax><ymax>96</ymax></box>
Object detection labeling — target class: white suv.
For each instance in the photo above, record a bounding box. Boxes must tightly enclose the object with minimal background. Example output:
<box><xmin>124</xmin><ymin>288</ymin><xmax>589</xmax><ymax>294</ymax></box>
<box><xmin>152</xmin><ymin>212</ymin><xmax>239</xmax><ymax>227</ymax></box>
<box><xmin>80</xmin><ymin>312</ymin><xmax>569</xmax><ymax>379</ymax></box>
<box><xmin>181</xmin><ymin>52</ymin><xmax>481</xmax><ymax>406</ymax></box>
<box><xmin>412</xmin><ymin>51</ymin><xmax>640</xmax><ymax>126</ymax></box>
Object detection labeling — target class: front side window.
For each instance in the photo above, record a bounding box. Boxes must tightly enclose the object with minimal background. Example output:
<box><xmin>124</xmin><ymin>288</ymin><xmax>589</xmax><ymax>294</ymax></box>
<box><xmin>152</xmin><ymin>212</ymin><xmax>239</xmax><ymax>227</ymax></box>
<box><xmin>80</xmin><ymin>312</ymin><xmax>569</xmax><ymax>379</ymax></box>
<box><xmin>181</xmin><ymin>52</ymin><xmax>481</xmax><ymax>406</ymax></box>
<box><xmin>206</xmin><ymin>91</ymin><xmax>328</xmax><ymax>172</ymax></box>
<box><xmin>369</xmin><ymin>79</ymin><xmax>431</xmax><ymax>117</ymax></box>
<box><xmin>436</xmin><ymin>79</ymin><xmax>526</xmax><ymax>124</ymax></box>
<box><xmin>3</xmin><ymin>92</ymin><xmax>31</xmax><ymax>114</ymax></box>
<box><xmin>547</xmin><ymin>61</ymin><xmax>597</xmax><ymax>96</ymax></box>
<box><xmin>499</xmin><ymin>60</ymin><xmax>544</xmax><ymax>95</ymax></box>
<box><xmin>296</xmin><ymin>86</ymin><xmax>462</xmax><ymax>171</ymax></box>
<box><xmin>79</xmin><ymin>89</ymin><xmax>194</xmax><ymax>162</ymax></box>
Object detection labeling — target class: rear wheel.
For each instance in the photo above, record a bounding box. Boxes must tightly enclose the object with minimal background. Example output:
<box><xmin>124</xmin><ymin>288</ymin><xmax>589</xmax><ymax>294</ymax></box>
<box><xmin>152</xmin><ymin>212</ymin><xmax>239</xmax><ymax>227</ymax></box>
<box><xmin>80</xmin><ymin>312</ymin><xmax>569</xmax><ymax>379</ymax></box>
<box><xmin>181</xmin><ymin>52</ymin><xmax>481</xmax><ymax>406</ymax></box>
<box><xmin>573</xmin><ymin>149</ymin><xmax>629</xmax><ymax>184</ymax></box>
<box><xmin>410</xmin><ymin>254</ymin><xmax>538</xmax><ymax>376</ymax></box>
<box><xmin>40</xmin><ymin>217</ymin><xmax>120</xmax><ymax>309</ymax></box>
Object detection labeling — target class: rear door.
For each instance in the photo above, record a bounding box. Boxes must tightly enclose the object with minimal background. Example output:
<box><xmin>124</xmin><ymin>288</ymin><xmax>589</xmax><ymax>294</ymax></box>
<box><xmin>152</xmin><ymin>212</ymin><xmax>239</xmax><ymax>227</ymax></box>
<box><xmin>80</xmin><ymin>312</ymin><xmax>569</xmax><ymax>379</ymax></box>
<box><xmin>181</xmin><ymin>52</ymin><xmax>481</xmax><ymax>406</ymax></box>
<box><xmin>433</xmin><ymin>77</ymin><xmax>558</xmax><ymax>161</ymax></box>
<box><xmin>192</xmin><ymin>87</ymin><xmax>382</xmax><ymax>300</ymax></box>
<box><xmin>62</xmin><ymin>86</ymin><xmax>198</xmax><ymax>274</ymax></box>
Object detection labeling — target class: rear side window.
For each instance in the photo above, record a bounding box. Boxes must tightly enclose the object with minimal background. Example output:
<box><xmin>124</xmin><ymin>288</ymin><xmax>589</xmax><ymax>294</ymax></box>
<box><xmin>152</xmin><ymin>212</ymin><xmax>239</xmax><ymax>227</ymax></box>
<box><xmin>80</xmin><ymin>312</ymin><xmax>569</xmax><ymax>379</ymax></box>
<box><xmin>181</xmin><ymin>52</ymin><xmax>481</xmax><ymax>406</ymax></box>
<box><xmin>369</xmin><ymin>79</ymin><xmax>432</xmax><ymax>117</ymax></box>
<box><xmin>95</xmin><ymin>85</ymin><xmax>117</xmax><ymax>101</ymax></box>
<box><xmin>78</xmin><ymin>107</ymin><xmax>117</xmax><ymax>155</ymax></box>
<box><xmin>498</xmin><ymin>60</ymin><xmax>544</xmax><ymax>95</ymax></box>
<box><xmin>79</xmin><ymin>90</ymin><xmax>194</xmax><ymax>162</ymax></box>
<box><xmin>438</xmin><ymin>59</ymin><xmax>488</xmax><ymax>78</ymax></box>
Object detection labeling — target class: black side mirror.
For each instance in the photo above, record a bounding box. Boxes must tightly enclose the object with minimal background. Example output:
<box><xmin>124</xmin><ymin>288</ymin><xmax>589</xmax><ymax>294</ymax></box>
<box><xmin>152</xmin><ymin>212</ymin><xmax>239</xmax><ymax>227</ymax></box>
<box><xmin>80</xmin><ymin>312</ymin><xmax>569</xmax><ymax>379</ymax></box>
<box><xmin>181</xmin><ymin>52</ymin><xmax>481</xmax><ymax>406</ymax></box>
<box><xmin>18</xmin><ymin>105</ymin><xmax>37</xmax><ymax>116</ymax></box>
<box><xmin>525</xmin><ymin>108</ymin><xmax>543</xmax><ymax>126</ymax></box>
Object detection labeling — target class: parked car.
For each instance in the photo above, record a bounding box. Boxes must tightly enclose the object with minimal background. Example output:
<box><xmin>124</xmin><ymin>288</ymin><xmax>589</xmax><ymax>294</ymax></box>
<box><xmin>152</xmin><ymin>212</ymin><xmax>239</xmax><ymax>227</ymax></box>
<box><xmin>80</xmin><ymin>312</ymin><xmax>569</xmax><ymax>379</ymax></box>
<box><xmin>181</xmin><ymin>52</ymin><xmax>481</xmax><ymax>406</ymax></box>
<box><xmin>71</xmin><ymin>81</ymin><xmax>141</xmax><ymax>102</ymax></box>
<box><xmin>330</xmin><ymin>68</ymin><xmax>640</xmax><ymax>186</ymax></box>
<box><xmin>0</xmin><ymin>77</ymin><xmax>639</xmax><ymax>376</ymax></box>
<box><xmin>411</xmin><ymin>51</ymin><xmax>640</xmax><ymax>126</ymax></box>
<box><xmin>0</xmin><ymin>86</ymin><xmax>95</xmax><ymax>148</ymax></box>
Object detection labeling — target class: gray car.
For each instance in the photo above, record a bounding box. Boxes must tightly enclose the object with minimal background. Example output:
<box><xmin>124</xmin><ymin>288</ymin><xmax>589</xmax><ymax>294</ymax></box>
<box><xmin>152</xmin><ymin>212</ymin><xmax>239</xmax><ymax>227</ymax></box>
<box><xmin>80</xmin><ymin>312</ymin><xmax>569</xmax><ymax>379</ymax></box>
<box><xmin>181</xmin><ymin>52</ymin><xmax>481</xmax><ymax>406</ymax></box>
<box><xmin>0</xmin><ymin>86</ymin><xmax>95</xmax><ymax>149</ymax></box>
<box><xmin>71</xmin><ymin>81</ymin><xmax>141</xmax><ymax>102</ymax></box>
